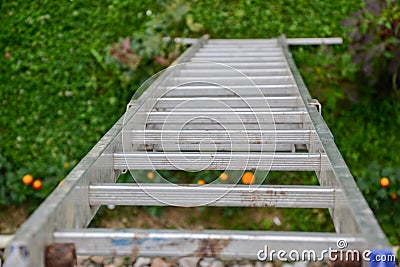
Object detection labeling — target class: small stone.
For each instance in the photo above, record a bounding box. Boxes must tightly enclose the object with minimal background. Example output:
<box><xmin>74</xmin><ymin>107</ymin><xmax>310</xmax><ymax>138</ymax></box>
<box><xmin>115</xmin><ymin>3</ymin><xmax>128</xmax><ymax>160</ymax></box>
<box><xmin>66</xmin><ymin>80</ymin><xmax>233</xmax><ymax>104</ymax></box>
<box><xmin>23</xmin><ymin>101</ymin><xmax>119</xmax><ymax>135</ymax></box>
<box><xmin>239</xmin><ymin>261</ymin><xmax>254</xmax><ymax>267</ymax></box>
<box><xmin>307</xmin><ymin>262</ymin><xmax>323</xmax><ymax>267</ymax></box>
<box><xmin>210</xmin><ymin>260</ymin><xmax>224</xmax><ymax>267</ymax></box>
<box><xmin>164</xmin><ymin>257</ymin><xmax>178</xmax><ymax>266</ymax></box>
<box><xmin>104</xmin><ymin>264</ymin><xmax>116</xmax><ymax>267</ymax></box>
<box><xmin>177</xmin><ymin>257</ymin><xmax>201</xmax><ymax>267</ymax></box>
<box><xmin>264</xmin><ymin>263</ymin><xmax>274</xmax><ymax>267</ymax></box>
<box><xmin>83</xmin><ymin>259</ymin><xmax>95</xmax><ymax>267</ymax></box>
<box><xmin>151</xmin><ymin>257</ymin><xmax>171</xmax><ymax>267</ymax></box>
<box><xmin>113</xmin><ymin>257</ymin><xmax>125</xmax><ymax>267</ymax></box>
<box><xmin>293</xmin><ymin>262</ymin><xmax>307</xmax><ymax>267</ymax></box>
<box><xmin>134</xmin><ymin>257</ymin><xmax>151</xmax><ymax>267</ymax></box>
<box><xmin>273</xmin><ymin>217</ymin><xmax>282</xmax><ymax>226</ymax></box>
<box><xmin>199</xmin><ymin>258</ymin><xmax>215</xmax><ymax>267</ymax></box>
<box><xmin>77</xmin><ymin>256</ymin><xmax>90</xmax><ymax>267</ymax></box>
<box><xmin>91</xmin><ymin>256</ymin><xmax>106</xmax><ymax>264</ymax></box>
<box><xmin>103</xmin><ymin>257</ymin><xmax>114</xmax><ymax>265</ymax></box>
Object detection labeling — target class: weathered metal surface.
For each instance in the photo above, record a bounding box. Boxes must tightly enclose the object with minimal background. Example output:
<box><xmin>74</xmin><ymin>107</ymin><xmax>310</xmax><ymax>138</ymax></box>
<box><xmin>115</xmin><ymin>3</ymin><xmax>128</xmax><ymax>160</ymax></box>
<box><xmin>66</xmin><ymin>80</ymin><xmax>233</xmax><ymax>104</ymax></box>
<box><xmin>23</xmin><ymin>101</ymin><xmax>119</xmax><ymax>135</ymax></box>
<box><xmin>4</xmin><ymin>36</ymin><xmax>391</xmax><ymax>266</ymax></box>
<box><xmin>279</xmin><ymin>35</ymin><xmax>389</xmax><ymax>247</ymax></box>
<box><xmin>53</xmin><ymin>229</ymin><xmax>367</xmax><ymax>259</ymax></box>
<box><xmin>89</xmin><ymin>184</ymin><xmax>337</xmax><ymax>208</ymax></box>
<box><xmin>112</xmin><ymin>152</ymin><xmax>329</xmax><ymax>171</ymax></box>
<box><xmin>3</xmin><ymin>33</ymin><xmax>208</xmax><ymax>267</ymax></box>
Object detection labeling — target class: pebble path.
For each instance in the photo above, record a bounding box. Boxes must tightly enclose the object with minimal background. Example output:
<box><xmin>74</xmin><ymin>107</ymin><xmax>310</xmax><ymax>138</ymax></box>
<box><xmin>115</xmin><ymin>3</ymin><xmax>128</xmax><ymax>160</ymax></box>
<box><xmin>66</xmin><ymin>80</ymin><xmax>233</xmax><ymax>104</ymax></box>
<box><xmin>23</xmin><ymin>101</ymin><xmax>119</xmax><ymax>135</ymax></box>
<box><xmin>77</xmin><ymin>256</ymin><xmax>323</xmax><ymax>267</ymax></box>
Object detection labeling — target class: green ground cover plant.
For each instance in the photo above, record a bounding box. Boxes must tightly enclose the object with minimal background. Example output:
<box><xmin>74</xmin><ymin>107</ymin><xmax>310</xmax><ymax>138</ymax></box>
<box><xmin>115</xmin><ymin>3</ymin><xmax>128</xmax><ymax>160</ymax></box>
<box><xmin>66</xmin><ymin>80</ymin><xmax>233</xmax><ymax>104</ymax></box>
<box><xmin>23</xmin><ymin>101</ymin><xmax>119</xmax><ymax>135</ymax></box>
<box><xmin>1</xmin><ymin>0</ymin><xmax>399</xmax><ymax>245</ymax></box>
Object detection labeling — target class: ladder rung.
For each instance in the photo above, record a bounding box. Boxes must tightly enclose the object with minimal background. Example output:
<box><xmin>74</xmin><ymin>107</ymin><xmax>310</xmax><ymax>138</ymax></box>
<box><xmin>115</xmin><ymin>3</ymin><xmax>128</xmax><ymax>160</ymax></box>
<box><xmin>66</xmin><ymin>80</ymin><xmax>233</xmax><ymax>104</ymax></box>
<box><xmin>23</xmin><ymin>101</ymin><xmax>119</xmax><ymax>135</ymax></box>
<box><xmin>89</xmin><ymin>184</ymin><xmax>337</xmax><ymax>208</ymax></box>
<box><xmin>208</xmin><ymin>39</ymin><xmax>279</xmax><ymax>44</ymax></box>
<box><xmin>148</xmin><ymin>108</ymin><xmax>305</xmax><ymax>113</ymax></box>
<box><xmin>205</xmin><ymin>44</ymin><xmax>278</xmax><ymax>48</ymax></box>
<box><xmin>127</xmin><ymin>129</ymin><xmax>315</xmax><ymax>144</ymax></box>
<box><xmin>151</xmin><ymin>143</ymin><xmax>294</xmax><ymax>152</ymax></box>
<box><xmin>194</xmin><ymin>52</ymin><xmax>284</xmax><ymax>57</ymax></box>
<box><xmin>198</xmin><ymin>47</ymin><xmax>282</xmax><ymax>53</ymax></box>
<box><xmin>163</xmin><ymin>84</ymin><xmax>298</xmax><ymax>97</ymax></box>
<box><xmin>191</xmin><ymin>57</ymin><xmax>285</xmax><ymax>62</ymax></box>
<box><xmin>206</xmin><ymin>42</ymin><xmax>278</xmax><ymax>46</ymax></box>
<box><xmin>144</xmin><ymin>111</ymin><xmax>308</xmax><ymax>124</ymax></box>
<box><xmin>146</xmin><ymin>123</ymin><xmax>306</xmax><ymax>130</ymax></box>
<box><xmin>53</xmin><ymin>229</ymin><xmax>366</xmax><ymax>258</ymax></box>
<box><xmin>181</xmin><ymin>62</ymin><xmax>288</xmax><ymax>69</ymax></box>
<box><xmin>205</xmin><ymin>44</ymin><xmax>279</xmax><ymax>49</ymax></box>
<box><xmin>112</xmin><ymin>152</ymin><xmax>328</xmax><ymax>171</ymax></box>
<box><xmin>178</xmin><ymin>68</ymin><xmax>289</xmax><ymax>76</ymax></box>
<box><xmin>154</xmin><ymin>97</ymin><xmax>303</xmax><ymax>109</ymax></box>
<box><xmin>169</xmin><ymin>76</ymin><xmax>293</xmax><ymax>85</ymax></box>
<box><xmin>180</xmin><ymin>62</ymin><xmax>288</xmax><ymax>69</ymax></box>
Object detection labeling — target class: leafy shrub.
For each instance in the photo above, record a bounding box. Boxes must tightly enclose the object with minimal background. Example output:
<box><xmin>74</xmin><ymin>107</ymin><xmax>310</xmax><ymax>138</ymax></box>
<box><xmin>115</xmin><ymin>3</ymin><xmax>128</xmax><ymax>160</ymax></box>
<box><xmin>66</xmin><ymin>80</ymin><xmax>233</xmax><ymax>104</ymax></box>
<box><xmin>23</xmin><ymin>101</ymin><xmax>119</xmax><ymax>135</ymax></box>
<box><xmin>103</xmin><ymin>0</ymin><xmax>204</xmax><ymax>86</ymax></box>
<box><xmin>344</xmin><ymin>0</ymin><xmax>400</xmax><ymax>99</ymax></box>
<box><xmin>293</xmin><ymin>46</ymin><xmax>358</xmax><ymax>111</ymax></box>
<box><xmin>190</xmin><ymin>0</ymin><xmax>362</xmax><ymax>38</ymax></box>
<box><xmin>324</xmin><ymin>100</ymin><xmax>400</xmax><ymax>245</ymax></box>
<box><xmin>357</xmin><ymin>163</ymin><xmax>400</xmax><ymax>244</ymax></box>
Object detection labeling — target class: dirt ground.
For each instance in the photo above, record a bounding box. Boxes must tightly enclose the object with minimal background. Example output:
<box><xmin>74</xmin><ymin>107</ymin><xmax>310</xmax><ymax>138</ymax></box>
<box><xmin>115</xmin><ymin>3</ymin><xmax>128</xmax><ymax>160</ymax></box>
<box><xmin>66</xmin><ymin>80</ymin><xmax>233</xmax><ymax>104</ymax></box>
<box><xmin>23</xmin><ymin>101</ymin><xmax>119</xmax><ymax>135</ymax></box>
<box><xmin>1</xmin><ymin>204</ymin><xmax>334</xmax><ymax>236</ymax></box>
<box><xmin>0</xmin><ymin>205</ymin><xmax>29</xmax><ymax>234</ymax></box>
<box><xmin>0</xmin><ymin>205</ymin><xmax>283</xmax><ymax>234</ymax></box>
<box><xmin>92</xmin><ymin>206</ymin><xmax>283</xmax><ymax>231</ymax></box>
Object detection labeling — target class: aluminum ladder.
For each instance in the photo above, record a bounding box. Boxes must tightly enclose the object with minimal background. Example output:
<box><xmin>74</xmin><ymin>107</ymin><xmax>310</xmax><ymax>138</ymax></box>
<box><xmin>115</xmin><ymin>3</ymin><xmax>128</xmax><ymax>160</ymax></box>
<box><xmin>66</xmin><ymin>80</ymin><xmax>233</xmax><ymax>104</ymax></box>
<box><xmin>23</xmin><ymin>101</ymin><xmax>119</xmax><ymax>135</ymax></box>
<box><xmin>4</xmin><ymin>36</ymin><xmax>392</xmax><ymax>267</ymax></box>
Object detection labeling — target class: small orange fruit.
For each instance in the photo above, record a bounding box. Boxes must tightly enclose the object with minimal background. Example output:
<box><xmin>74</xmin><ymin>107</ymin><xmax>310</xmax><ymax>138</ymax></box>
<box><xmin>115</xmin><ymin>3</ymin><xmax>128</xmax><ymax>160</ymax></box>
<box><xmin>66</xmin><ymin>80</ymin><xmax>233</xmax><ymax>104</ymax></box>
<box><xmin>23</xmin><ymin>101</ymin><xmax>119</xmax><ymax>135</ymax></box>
<box><xmin>380</xmin><ymin>177</ymin><xmax>390</xmax><ymax>188</ymax></box>
<box><xmin>32</xmin><ymin>180</ymin><xmax>42</xmax><ymax>190</ymax></box>
<box><xmin>390</xmin><ymin>193</ymin><xmax>397</xmax><ymax>200</ymax></box>
<box><xmin>242</xmin><ymin>171</ymin><xmax>255</xmax><ymax>185</ymax></box>
<box><xmin>197</xmin><ymin>179</ymin><xmax>206</xmax><ymax>185</ymax></box>
<box><xmin>58</xmin><ymin>179</ymin><xmax>65</xmax><ymax>187</ymax></box>
<box><xmin>22</xmin><ymin>174</ymin><xmax>34</xmax><ymax>185</ymax></box>
<box><xmin>63</xmin><ymin>162</ymin><xmax>70</xmax><ymax>168</ymax></box>
<box><xmin>147</xmin><ymin>171</ymin><xmax>155</xmax><ymax>180</ymax></box>
<box><xmin>219</xmin><ymin>172</ymin><xmax>228</xmax><ymax>181</ymax></box>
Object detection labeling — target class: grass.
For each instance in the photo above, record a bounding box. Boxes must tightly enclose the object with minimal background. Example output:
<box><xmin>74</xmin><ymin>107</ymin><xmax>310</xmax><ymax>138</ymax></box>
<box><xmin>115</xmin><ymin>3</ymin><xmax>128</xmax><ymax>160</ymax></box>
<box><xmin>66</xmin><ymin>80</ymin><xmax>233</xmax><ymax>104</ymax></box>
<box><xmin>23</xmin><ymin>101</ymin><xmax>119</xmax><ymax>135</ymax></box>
<box><xmin>0</xmin><ymin>0</ymin><xmax>158</xmax><ymax>204</ymax></box>
<box><xmin>1</xmin><ymin>0</ymin><xmax>400</xmax><ymax>245</ymax></box>
<box><xmin>190</xmin><ymin>0</ymin><xmax>362</xmax><ymax>38</ymax></box>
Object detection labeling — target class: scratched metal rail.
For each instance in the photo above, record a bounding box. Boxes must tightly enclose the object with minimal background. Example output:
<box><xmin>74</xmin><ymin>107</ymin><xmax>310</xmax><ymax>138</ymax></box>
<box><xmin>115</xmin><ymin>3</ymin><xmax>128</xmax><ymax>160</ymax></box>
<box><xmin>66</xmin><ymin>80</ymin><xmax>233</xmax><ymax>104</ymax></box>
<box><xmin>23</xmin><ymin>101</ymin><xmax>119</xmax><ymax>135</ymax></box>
<box><xmin>4</xmin><ymin>36</ymin><xmax>391</xmax><ymax>267</ymax></box>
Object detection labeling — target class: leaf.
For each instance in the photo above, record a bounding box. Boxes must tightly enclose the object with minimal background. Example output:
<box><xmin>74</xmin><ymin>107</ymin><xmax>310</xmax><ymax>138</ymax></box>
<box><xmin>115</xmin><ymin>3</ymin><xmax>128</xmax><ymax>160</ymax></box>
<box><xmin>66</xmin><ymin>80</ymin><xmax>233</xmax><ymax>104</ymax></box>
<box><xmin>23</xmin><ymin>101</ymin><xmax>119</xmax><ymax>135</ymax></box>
<box><xmin>186</xmin><ymin>14</ymin><xmax>204</xmax><ymax>33</ymax></box>
<box><xmin>121</xmin><ymin>37</ymin><xmax>131</xmax><ymax>52</ymax></box>
<box><xmin>90</xmin><ymin>48</ymin><xmax>107</xmax><ymax>71</ymax></box>
<box><xmin>385</xmin><ymin>37</ymin><xmax>400</xmax><ymax>45</ymax></box>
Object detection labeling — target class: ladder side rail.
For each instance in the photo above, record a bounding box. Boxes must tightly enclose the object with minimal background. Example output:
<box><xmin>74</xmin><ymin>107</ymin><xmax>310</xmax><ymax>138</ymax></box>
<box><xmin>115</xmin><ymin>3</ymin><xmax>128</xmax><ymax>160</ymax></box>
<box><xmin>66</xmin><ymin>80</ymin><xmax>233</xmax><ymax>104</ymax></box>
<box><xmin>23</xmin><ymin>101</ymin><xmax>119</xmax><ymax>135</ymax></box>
<box><xmin>53</xmin><ymin>229</ymin><xmax>367</xmax><ymax>259</ymax></box>
<box><xmin>4</xmin><ymin>33</ymin><xmax>209</xmax><ymax>267</ymax></box>
<box><xmin>3</xmin><ymin>112</ymin><xmax>127</xmax><ymax>267</ymax></box>
<box><xmin>279</xmin><ymin>35</ymin><xmax>390</xmax><ymax>250</ymax></box>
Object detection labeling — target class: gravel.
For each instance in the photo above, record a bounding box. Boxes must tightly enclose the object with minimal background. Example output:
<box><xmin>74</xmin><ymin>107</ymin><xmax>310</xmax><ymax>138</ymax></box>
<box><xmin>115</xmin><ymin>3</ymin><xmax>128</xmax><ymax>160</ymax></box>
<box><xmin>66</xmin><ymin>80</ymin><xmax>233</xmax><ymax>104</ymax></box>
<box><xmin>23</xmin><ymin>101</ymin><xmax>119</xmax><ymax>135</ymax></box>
<box><xmin>76</xmin><ymin>256</ymin><xmax>331</xmax><ymax>267</ymax></box>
